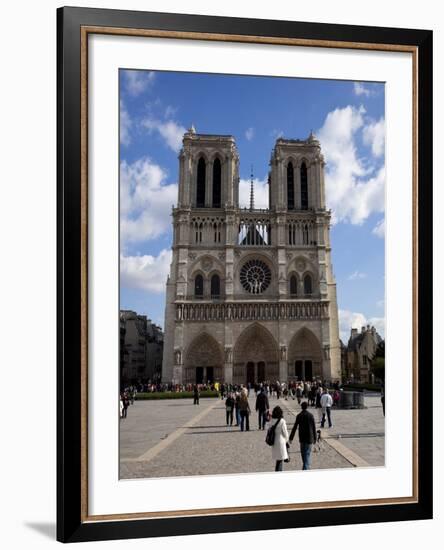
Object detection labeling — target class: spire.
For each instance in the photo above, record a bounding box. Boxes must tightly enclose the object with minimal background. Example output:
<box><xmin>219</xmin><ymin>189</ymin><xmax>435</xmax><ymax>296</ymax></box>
<box><xmin>249</xmin><ymin>165</ymin><xmax>255</xmax><ymax>211</ymax></box>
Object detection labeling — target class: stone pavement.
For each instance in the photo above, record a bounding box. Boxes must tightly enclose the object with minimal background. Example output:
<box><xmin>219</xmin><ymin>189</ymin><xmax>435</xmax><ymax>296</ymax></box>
<box><xmin>119</xmin><ymin>393</ymin><xmax>385</xmax><ymax>479</ymax></box>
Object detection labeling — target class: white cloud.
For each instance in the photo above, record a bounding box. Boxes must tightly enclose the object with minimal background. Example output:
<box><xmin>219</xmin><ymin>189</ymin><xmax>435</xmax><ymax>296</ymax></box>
<box><xmin>353</xmin><ymin>82</ymin><xmax>374</xmax><ymax>97</ymax></box>
<box><xmin>120</xmin><ymin>100</ymin><xmax>131</xmax><ymax>147</ymax></box>
<box><xmin>245</xmin><ymin>127</ymin><xmax>255</xmax><ymax>141</ymax></box>
<box><xmin>271</xmin><ymin>129</ymin><xmax>284</xmax><ymax>139</ymax></box>
<box><xmin>120</xmin><ymin>157</ymin><xmax>177</xmax><ymax>246</ymax></box>
<box><xmin>164</xmin><ymin>105</ymin><xmax>177</xmax><ymax>118</ymax></box>
<box><xmin>120</xmin><ymin>249</ymin><xmax>172</xmax><ymax>293</ymax></box>
<box><xmin>348</xmin><ymin>271</ymin><xmax>367</xmax><ymax>280</ymax></box>
<box><xmin>339</xmin><ymin>309</ymin><xmax>385</xmax><ymax>342</ymax></box>
<box><xmin>141</xmin><ymin>117</ymin><xmax>186</xmax><ymax>152</ymax></box>
<box><xmin>372</xmin><ymin>218</ymin><xmax>385</xmax><ymax>238</ymax></box>
<box><xmin>363</xmin><ymin>117</ymin><xmax>385</xmax><ymax>157</ymax></box>
<box><xmin>318</xmin><ymin>105</ymin><xmax>385</xmax><ymax>225</ymax></box>
<box><xmin>125</xmin><ymin>70</ymin><xmax>155</xmax><ymax>96</ymax></box>
<box><xmin>239</xmin><ymin>177</ymin><xmax>269</xmax><ymax>209</ymax></box>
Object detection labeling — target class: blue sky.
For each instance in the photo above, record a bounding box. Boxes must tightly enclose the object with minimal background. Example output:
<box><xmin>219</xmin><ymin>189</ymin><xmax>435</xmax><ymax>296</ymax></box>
<box><xmin>119</xmin><ymin>70</ymin><xmax>385</xmax><ymax>341</ymax></box>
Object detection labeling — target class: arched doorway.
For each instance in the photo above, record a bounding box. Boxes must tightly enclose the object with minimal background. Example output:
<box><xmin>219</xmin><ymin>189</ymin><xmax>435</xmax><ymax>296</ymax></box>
<box><xmin>185</xmin><ymin>333</ymin><xmax>223</xmax><ymax>384</ymax></box>
<box><xmin>288</xmin><ymin>328</ymin><xmax>322</xmax><ymax>381</ymax></box>
<box><xmin>233</xmin><ymin>324</ymin><xmax>279</xmax><ymax>385</ymax></box>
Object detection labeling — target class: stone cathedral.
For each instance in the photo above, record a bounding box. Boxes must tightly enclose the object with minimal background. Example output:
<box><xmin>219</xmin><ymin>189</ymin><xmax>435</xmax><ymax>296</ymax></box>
<box><xmin>162</xmin><ymin>127</ymin><xmax>341</xmax><ymax>385</ymax></box>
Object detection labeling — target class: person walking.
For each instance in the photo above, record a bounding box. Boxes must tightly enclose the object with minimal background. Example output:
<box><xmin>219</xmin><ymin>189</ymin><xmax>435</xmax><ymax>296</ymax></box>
<box><xmin>320</xmin><ymin>388</ymin><xmax>333</xmax><ymax>428</ymax></box>
<box><xmin>225</xmin><ymin>393</ymin><xmax>235</xmax><ymax>426</ymax></box>
<box><xmin>122</xmin><ymin>392</ymin><xmax>130</xmax><ymax>418</ymax></box>
<box><xmin>234</xmin><ymin>391</ymin><xmax>241</xmax><ymax>426</ymax></box>
<box><xmin>193</xmin><ymin>384</ymin><xmax>200</xmax><ymax>405</ymax></box>
<box><xmin>255</xmin><ymin>387</ymin><xmax>270</xmax><ymax>430</ymax></box>
<box><xmin>239</xmin><ymin>389</ymin><xmax>251</xmax><ymax>431</ymax></box>
<box><xmin>269</xmin><ymin>406</ymin><xmax>290</xmax><ymax>471</ymax></box>
<box><xmin>289</xmin><ymin>401</ymin><xmax>317</xmax><ymax>470</ymax></box>
<box><xmin>296</xmin><ymin>383</ymin><xmax>303</xmax><ymax>405</ymax></box>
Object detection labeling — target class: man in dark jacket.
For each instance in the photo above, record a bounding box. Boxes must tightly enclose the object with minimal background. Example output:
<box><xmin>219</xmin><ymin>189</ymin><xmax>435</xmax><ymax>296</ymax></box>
<box><xmin>255</xmin><ymin>387</ymin><xmax>270</xmax><ymax>430</ymax></box>
<box><xmin>193</xmin><ymin>384</ymin><xmax>200</xmax><ymax>405</ymax></box>
<box><xmin>289</xmin><ymin>401</ymin><xmax>317</xmax><ymax>470</ymax></box>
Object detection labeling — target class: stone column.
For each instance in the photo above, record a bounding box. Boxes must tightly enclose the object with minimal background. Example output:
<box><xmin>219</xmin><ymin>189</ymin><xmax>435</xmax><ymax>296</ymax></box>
<box><xmin>226</xmin><ymin>155</ymin><xmax>233</xmax><ymax>207</ymax></box>
<box><xmin>224</xmin><ymin>363</ymin><xmax>233</xmax><ymax>384</ymax></box>
<box><xmin>206</xmin><ymin>159</ymin><xmax>212</xmax><ymax>207</ymax></box>
<box><xmin>319</xmin><ymin>159</ymin><xmax>326</xmax><ymax>209</ymax></box>
<box><xmin>295</xmin><ymin>161</ymin><xmax>301</xmax><ymax>209</ymax></box>
<box><xmin>279</xmin><ymin>360</ymin><xmax>288</xmax><ymax>382</ymax></box>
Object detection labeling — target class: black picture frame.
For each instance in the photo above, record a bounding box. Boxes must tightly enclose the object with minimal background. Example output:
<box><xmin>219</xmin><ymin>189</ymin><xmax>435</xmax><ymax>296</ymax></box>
<box><xmin>57</xmin><ymin>6</ymin><xmax>433</xmax><ymax>543</ymax></box>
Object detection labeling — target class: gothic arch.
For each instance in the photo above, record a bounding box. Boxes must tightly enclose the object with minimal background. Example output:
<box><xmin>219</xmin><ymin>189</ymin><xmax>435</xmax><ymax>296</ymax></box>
<box><xmin>300</xmin><ymin>160</ymin><xmax>309</xmax><ymax>210</ymax></box>
<box><xmin>196</xmin><ymin>156</ymin><xmax>206</xmax><ymax>207</ymax></box>
<box><xmin>212</xmin><ymin>157</ymin><xmax>222</xmax><ymax>208</ymax></box>
<box><xmin>287</xmin><ymin>160</ymin><xmax>295</xmax><ymax>210</ymax></box>
<box><xmin>188</xmin><ymin>254</ymin><xmax>225</xmax><ymax>277</ymax></box>
<box><xmin>233</xmin><ymin>323</ymin><xmax>279</xmax><ymax>383</ymax></box>
<box><xmin>185</xmin><ymin>332</ymin><xmax>224</xmax><ymax>367</ymax></box>
<box><xmin>288</xmin><ymin>327</ymin><xmax>323</xmax><ymax>380</ymax></box>
<box><xmin>288</xmin><ymin>272</ymin><xmax>299</xmax><ymax>296</ymax></box>
<box><xmin>184</xmin><ymin>333</ymin><xmax>224</xmax><ymax>384</ymax></box>
<box><xmin>302</xmin><ymin>269</ymin><xmax>316</xmax><ymax>295</ymax></box>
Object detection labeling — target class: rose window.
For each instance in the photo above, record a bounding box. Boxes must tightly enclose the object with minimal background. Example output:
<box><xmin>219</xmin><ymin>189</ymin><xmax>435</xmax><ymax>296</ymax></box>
<box><xmin>240</xmin><ymin>259</ymin><xmax>271</xmax><ymax>294</ymax></box>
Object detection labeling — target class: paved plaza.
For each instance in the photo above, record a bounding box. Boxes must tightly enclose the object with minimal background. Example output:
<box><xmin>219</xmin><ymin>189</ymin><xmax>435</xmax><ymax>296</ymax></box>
<box><xmin>120</xmin><ymin>393</ymin><xmax>385</xmax><ymax>479</ymax></box>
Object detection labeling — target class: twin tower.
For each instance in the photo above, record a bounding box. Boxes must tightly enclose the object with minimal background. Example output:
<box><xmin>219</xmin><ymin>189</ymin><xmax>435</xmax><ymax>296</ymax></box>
<box><xmin>162</xmin><ymin>127</ymin><xmax>341</xmax><ymax>385</ymax></box>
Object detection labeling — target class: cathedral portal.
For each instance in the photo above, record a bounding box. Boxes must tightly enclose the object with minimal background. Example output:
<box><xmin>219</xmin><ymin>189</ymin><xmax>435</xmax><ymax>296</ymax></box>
<box><xmin>232</xmin><ymin>324</ymin><xmax>279</xmax><ymax>385</ymax></box>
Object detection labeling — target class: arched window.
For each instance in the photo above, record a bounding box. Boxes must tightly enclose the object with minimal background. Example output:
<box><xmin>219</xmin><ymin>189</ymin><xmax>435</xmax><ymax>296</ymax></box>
<box><xmin>290</xmin><ymin>275</ymin><xmax>298</xmax><ymax>296</ymax></box>
<box><xmin>196</xmin><ymin>157</ymin><xmax>206</xmax><ymax>207</ymax></box>
<box><xmin>212</xmin><ymin>158</ymin><xmax>221</xmax><ymax>208</ymax></box>
<box><xmin>287</xmin><ymin>162</ymin><xmax>295</xmax><ymax>210</ymax></box>
<box><xmin>304</xmin><ymin>273</ymin><xmax>313</xmax><ymax>295</ymax></box>
<box><xmin>210</xmin><ymin>274</ymin><xmax>220</xmax><ymax>298</ymax></box>
<box><xmin>301</xmin><ymin>162</ymin><xmax>308</xmax><ymax>210</ymax></box>
<box><xmin>194</xmin><ymin>274</ymin><xmax>204</xmax><ymax>298</ymax></box>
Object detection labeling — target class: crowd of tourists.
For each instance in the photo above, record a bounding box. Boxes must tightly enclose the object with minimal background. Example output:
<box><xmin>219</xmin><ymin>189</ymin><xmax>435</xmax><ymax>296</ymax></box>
<box><xmin>215</xmin><ymin>381</ymin><xmax>338</xmax><ymax>472</ymax></box>
<box><xmin>120</xmin><ymin>378</ymin><xmax>376</xmax><ymax>473</ymax></box>
<box><xmin>123</xmin><ymin>382</ymin><xmax>219</xmax><ymax>394</ymax></box>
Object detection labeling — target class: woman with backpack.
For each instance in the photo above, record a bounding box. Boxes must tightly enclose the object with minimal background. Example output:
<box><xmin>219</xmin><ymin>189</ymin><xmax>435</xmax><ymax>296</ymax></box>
<box><xmin>267</xmin><ymin>406</ymin><xmax>290</xmax><ymax>471</ymax></box>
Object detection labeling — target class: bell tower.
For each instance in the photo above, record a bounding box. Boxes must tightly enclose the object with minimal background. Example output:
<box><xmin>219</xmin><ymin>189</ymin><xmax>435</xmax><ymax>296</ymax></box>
<box><xmin>177</xmin><ymin>126</ymin><xmax>239</xmax><ymax>210</ymax></box>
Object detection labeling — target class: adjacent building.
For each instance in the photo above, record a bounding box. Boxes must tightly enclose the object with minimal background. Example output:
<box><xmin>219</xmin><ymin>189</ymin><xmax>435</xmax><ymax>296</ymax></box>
<box><xmin>346</xmin><ymin>325</ymin><xmax>383</xmax><ymax>383</ymax></box>
<box><xmin>162</xmin><ymin>128</ymin><xmax>341</xmax><ymax>385</ymax></box>
<box><xmin>120</xmin><ymin>310</ymin><xmax>163</xmax><ymax>386</ymax></box>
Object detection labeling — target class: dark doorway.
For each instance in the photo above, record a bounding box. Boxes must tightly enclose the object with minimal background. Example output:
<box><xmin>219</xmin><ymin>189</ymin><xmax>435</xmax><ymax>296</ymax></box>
<box><xmin>206</xmin><ymin>366</ymin><xmax>214</xmax><ymax>383</ymax></box>
<box><xmin>257</xmin><ymin>361</ymin><xmax>265</xmax><ymax>382</ymax></box>
<box><xmin>295</xmin><ymin>360</ymin><xmax>303</xmax><ymax>379</ymax></box>
<box><xmin>305</xmin><ymin>360</ymin><xmax>313</xmax><ymax>381</ymax></box>
<box><xmin>196</xmin><ymin>367</ymin><xmax>204</xmax><ymax>384</ymax></box>
<box><xmin>246</xmin><ymin>362</ymin><xmax>255</xmax><ymax>385</ymax></box>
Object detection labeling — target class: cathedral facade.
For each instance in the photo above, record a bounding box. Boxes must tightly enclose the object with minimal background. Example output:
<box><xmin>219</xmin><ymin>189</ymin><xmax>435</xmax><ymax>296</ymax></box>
<box><xmin>162</xmin><ymin>128</ymin><xmax>341</xmax><ymax>385</ymax></box>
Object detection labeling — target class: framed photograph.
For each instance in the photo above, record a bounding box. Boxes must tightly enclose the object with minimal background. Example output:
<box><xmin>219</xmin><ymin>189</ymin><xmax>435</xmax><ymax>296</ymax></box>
<box><xmin>57</xmin><ymin>6</ymin><xmax>433</xmax><ymax>543</ymax></box>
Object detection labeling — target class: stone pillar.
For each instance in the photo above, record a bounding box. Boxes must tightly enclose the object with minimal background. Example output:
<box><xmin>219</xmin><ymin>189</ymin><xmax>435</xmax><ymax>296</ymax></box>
<box><xmin>319</xmin><ymin>159</ymin><xmax>326</xmax><ymax>209</ymax></box>
<box><xmin>224</xmin><ymin>363</ymin><xmax>233</xmax><ymax>384</ymax></box>
<box><xmin>295</xmin><ymin>161</ymin><xmax>301</xmax><ymax>209</ymax></box>
<box><xmin>279</xmin><ymin>360</ymin><xmax>288</xmax><ymax>383</ymax></box>
<box><xmin>226</xmin><ymin>156</ymin><xmax>233</xmax><ymax>207</ymax></box>
<box><xmin>205</xmin><ymin>159</ymin><xmax>212</xmax><ymax>208</ymax></box>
